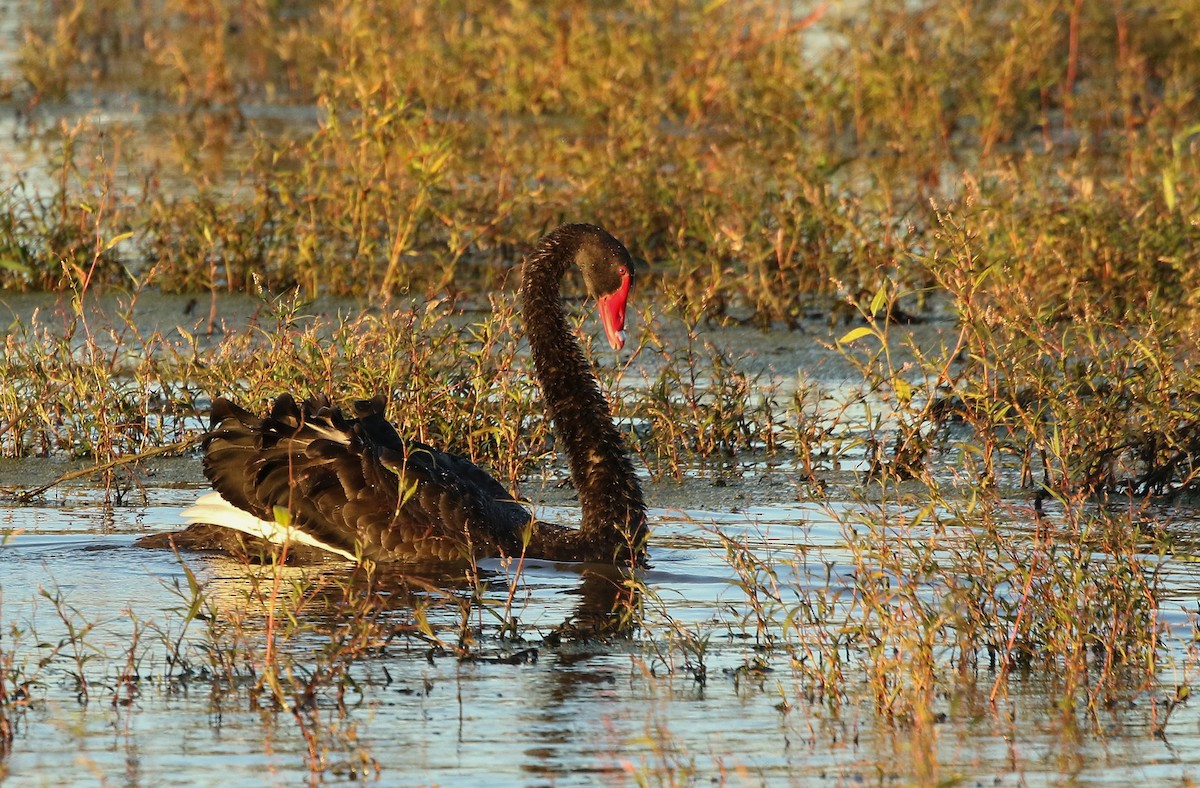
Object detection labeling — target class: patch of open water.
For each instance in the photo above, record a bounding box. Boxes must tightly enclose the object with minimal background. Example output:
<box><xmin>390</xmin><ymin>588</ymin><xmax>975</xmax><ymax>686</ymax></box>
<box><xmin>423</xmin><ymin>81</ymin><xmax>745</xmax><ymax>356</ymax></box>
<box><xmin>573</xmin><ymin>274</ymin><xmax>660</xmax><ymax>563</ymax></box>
<box><xmin>2</xmin><ymin>479</ymin><xmax>1200</xmax><ymax>785</ymax></box>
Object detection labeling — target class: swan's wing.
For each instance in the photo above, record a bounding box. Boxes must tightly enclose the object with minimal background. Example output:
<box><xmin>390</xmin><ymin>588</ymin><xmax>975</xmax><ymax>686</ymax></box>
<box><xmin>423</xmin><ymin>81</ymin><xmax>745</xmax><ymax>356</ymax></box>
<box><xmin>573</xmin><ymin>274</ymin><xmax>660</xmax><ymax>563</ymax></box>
<box><xmin>200</xmin><ymin>393</ymin><xmax>531</xmax><ymax>561</ymax></box>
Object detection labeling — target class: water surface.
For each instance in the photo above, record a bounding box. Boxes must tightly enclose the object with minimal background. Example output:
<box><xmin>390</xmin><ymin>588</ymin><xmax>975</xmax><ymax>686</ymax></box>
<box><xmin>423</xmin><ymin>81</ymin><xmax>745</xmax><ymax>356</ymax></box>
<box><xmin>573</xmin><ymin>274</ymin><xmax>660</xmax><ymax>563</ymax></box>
<box><xmin>3</xmin><ymin>473</ymin><xmax>1200</xmax><ymax>785</ymax></box>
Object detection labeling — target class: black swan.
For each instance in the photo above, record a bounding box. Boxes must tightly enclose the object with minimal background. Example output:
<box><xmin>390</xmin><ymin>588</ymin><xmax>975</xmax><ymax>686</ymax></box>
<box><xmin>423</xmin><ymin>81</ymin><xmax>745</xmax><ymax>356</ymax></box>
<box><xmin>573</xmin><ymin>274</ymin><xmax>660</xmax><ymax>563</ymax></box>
<box><xmin>160</xmin><ymin>224</ymin><xmax>647</xmax><ymax>565</ymax></box>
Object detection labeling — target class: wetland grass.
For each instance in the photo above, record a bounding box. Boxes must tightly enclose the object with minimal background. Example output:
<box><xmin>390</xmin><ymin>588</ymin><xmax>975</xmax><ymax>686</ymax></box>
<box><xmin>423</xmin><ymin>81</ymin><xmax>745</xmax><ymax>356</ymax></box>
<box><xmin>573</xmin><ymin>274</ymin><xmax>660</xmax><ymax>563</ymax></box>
<box><xmin>4</xmin><ymin>0</ymin><xmax>1200</xmax><ymax>781</ymax></box>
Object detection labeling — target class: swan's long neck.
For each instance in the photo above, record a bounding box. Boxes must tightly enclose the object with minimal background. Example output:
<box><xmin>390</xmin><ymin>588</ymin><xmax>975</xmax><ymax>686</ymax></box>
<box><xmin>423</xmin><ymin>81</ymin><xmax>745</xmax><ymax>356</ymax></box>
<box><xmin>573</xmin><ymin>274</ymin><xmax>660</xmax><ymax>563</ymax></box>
<box><xmin>521</xmin><ymin>235</ymin><xmax>647</xmax><ymax>562</ymax></box>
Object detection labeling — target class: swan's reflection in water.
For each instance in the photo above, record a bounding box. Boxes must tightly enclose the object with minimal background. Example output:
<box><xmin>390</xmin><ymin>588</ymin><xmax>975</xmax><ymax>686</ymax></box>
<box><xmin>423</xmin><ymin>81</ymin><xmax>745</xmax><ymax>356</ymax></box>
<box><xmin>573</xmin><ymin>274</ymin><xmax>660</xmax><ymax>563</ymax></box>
<box><xmin>180</xmin><ymin>547</ymin><xmax>643</xmax><ymax>781</ymax></box>
<box><xmin>188</xmin><ymin>544</ymin><xmax>643</xmax><ymax>661</ymax></box>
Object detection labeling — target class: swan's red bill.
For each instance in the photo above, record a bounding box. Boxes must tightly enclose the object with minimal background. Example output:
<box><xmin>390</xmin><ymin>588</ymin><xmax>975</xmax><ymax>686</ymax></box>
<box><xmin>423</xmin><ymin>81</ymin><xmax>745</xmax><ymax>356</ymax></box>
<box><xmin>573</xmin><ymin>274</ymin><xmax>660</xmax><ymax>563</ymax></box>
<box><xmin>597</xmin><ymin>269</ymin><xmax>632</xmax><ymax>350</ymax></box>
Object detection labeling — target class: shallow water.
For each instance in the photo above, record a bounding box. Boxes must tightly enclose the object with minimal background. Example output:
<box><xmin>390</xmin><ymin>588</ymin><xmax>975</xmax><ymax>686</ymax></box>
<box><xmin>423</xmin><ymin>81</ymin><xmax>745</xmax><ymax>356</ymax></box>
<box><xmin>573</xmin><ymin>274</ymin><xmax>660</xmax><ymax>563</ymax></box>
<box><xmin>0</xmin><ymin>293</ymin><xmax>1195</xmax><ymax>784</ymax></box>
<box><xmin>3</xmin><ymin>476</ymin><xmax>1200</xmax><ymax>786</ymax></box>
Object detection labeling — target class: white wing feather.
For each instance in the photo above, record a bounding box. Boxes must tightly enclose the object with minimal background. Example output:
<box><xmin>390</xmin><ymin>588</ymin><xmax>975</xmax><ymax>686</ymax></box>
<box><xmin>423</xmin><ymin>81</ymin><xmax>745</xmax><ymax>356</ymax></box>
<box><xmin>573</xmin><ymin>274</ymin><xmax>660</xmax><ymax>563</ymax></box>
<box><xmin>181</xmin><ymin>491</ymin><xmax>357</xmax><ymax>561</ymax></box>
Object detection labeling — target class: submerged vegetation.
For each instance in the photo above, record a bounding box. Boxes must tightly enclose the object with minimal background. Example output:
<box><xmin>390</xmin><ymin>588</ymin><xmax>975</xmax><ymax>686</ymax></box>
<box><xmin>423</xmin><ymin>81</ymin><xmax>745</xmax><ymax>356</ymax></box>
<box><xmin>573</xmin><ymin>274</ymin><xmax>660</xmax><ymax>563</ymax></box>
<box><xmin>3</xmin><ymin>0</ymin><xmax>1200</xmax><ymax>782</ymax></box>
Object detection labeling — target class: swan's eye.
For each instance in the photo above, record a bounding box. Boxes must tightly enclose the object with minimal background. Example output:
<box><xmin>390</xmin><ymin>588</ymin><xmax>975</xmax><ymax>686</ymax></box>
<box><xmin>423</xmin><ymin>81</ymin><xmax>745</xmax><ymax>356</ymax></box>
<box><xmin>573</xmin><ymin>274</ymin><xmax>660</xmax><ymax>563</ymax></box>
<box><xmin>617</xmin><ymin>265</ymin><xmax>628</xmax><ymax>277</ymax></box>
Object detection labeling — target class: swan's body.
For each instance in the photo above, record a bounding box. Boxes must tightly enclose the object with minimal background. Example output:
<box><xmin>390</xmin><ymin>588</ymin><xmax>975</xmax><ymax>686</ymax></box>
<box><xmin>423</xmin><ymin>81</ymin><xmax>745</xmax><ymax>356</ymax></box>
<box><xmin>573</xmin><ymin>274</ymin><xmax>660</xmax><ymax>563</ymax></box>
<box><xmin>166</xmin><ymin>224</ymin><xmax>647</xmax><ymax>565</ymax></box>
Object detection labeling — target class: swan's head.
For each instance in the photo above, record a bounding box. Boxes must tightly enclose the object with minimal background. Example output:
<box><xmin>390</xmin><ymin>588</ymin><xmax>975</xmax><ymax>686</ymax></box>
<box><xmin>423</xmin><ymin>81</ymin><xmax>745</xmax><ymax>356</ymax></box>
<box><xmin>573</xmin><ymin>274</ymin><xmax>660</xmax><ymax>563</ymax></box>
<box><xmin>573</xmin><ymin>225</ymin><xmax>635</xmax><ymax>351</ymax></box>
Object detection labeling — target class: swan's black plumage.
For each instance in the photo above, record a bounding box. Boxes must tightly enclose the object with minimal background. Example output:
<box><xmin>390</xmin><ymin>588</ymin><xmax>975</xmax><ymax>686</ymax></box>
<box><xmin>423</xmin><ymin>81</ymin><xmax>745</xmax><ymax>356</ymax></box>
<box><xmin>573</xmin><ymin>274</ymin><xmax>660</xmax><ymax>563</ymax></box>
<box><xmin>199</xmin><ymin>393</ymin><xmax>538</xmax><ymax>562</ymax></box>
<box><xmin>158</xmin><ymin>224</ymin><xmax>647</xmax><ymax>565</ymax></box>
